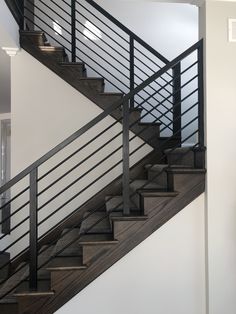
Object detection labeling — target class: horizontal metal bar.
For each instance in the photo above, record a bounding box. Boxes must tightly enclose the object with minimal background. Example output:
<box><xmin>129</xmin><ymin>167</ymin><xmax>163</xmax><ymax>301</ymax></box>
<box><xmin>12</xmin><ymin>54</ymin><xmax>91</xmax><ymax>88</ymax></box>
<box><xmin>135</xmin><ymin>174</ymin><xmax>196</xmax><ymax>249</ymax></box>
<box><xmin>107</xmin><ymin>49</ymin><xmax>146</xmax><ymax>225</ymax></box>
<box><xmin>82</xmin><ymin>0</ymin><xmax>170</xmax><ymax>64</ymax></box>
<box><xmin>0</xmin><ymin>200</ymin><xmax>29</xmax><ymax>226</ymax></box>
<box><xmin>78</xmin><ymin>1</ymin><xmax>129</xmax><ymax>44</ymax></box>
<box><xmin>0</xmin><ymin>186</ymin><xmax>29</xmax><ymax>211</ymax></box>
<box><xmin>74</xmin><ymin>25</ymin><xmax>130</xmax><ymax>78</ymax></box>
<box><xmin>0</xmin><ymin>40</ymin><xmax>201</xmax><ymax>195</ymax></box>
<box><xmin>38</xmin><ymin>127</ymin><xmax>123</xmax><ymax>197</ymax></box>
<box><xmin>38</xmin><ymin>119</ymin><xmax>120</xmax><ymax>181</ymax></box>
<box><xmin>24</xmin><ymin>2</ymin><xmax>71</xmax><ymax>35</ymax></box>
<box><xmin>75</xmin><ymin>9</ymin><xmax>130</xmax><ymax>62</ymax></box>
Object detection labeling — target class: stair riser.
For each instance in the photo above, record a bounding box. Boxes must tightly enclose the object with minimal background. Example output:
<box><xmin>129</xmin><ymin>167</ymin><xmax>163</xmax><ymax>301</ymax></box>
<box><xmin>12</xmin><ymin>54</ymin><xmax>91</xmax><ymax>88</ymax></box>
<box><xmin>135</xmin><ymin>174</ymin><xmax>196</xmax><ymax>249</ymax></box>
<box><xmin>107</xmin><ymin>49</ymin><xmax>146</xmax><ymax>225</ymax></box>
<box><xmin>0</xmin><ymin>253</ymin><xmax>10</xmax><ymax>281</ymax></box>
<box><xmin>141</xmin><ymin>196</ymin><xmax>175</xmax><ymax>215</ymax></box>
<box><xmin>82</xmin><ymin>245</ymin><xmax>114</xmax><ymax>265</ymax></box>
<box><xmin>113</xmin><ymin>220</ymin><xmax>142</xmax><ymax>240</ymax></box>
<box><xmin>147</xmin><ymin>170</ymin><xmax>167</xmax><ymax>187</ymax></box>
<box><xmin>50</xmin><ymin>270</ymin><xmax>84</xmax><ymax>291</ymax></box>
<box><xmin>96</xmin><ymin>95</ymin><xmax>123</xmax><ymax>109</ymax></box>
<box><xmin>166</xmin><ymin>150</ymin><xmax>194</xmax><ymax>167</ymax></box>
<box><xmin>17</xmin><ymin>295</ymin><xmax>52</xmax><ymax>314</ymax></box>
<box><xmin>60</xmin><ymin>66</ymin><xmax>87</xmax><ymax>80</ymax></box>
<box><xmin>168</xmin><ymin>172</ymin><xmax>205</xmax><ymax>192</ymax></box>
<box><xmin>40</xmin><ymin>51</ymin><xmax>67</xmax><ymax>63</ymax></box>
<box><xmin>72</xmin><ymin>79</ymin><xmax>105</xmax><ymax>93</ymax></box>
<box><xmin>20</xmin><ymin>34</ymin><xmax>45</xmax><ymax>47</ymax></box>
<box><xmin>0</xmin><ymin>303</ymin><xmax>18</xmax><ymax>314</ymax></box>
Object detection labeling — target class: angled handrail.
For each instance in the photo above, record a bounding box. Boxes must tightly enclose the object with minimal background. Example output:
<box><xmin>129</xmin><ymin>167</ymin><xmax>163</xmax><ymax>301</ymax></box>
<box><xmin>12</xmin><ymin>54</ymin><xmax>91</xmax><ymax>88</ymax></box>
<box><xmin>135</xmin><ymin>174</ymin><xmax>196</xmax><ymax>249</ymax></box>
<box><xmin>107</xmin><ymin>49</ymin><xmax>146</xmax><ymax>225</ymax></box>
<box><xmin>0</xmin><ymin>39</ymin><xmax>203</xmax><ymax>196</ymax></box>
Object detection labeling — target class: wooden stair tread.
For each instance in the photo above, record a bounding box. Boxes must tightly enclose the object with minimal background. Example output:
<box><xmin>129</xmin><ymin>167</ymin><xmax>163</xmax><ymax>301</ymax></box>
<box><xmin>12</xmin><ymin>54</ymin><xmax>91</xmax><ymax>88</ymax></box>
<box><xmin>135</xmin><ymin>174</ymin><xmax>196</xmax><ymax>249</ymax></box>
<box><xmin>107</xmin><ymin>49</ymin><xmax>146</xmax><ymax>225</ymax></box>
<box><xmin>79</xmin><ymin>233</ymin><xmax>118</xmax><ymax>245</ymax></box>
<box><xmin>14</xmin><ymin>280</ymin><xmax>53</xmax><ymax>297</ymax></box>
<box><xmin>137</xmin><ymin>190</ymin><xmax>179</xmax><ymax>197</ymax></box>
<box><xmin>59</xmin><ymin>62</ymin><xmax>85</xmax><ymax>66</ymax></box>
<box><xmin>38</xmin><ymin>46</ymin><xmax>64</xmax><ymax>51</ymax></box>
<box><xmin>166</xmin><ymin>168</ymin><xmax>206</xmax><ymax>174</ymax></box>
<box><xmin>99</xmin><ymin>92</ymin><xmax>123</xmax><ymax>97</ymax></box>
<box><xmin>46</xmin><ymin>256</ymin><xmax>86</xmax><ymax>271</ymax></box>
<box><xmin>144</xmin><ymin>164</ymin><xmax>192</xmax><ymax>171</ymax></box>
<box><xmin>110</xmin><ymin>211</ymin><xmax>148</xmax><ymax>221</ymax></box>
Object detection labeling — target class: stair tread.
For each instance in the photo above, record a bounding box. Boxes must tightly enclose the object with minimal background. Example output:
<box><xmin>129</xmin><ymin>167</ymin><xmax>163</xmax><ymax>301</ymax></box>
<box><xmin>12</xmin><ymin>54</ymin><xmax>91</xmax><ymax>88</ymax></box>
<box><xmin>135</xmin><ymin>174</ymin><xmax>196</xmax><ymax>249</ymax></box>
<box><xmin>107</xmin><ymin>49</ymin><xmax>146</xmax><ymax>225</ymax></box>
<box><xmin>47</xmin><ymin>256</ymin><xmax>86</xmax><ymax>270</ymax></box>
<box><xmin>145</xmin><ymin>164</ymin><xmax>193</xmax><ymax>171</ymax></box>
<box><xmin>166</xmin><ymin>168</ymin><xmax>206</xmax><ymax>174</ymax></box>
<box><xmin>79</xmin><ymin>233</ymin><xmax>117</xmax><ymax>245</ymax></box>
<box><xmin>14</xmin><ymin>279</ymin><xmax>53</xmax><ymax>297</ymax></box>
<box><xmin>99</xmin><ymin>92</ymin><xmax>123</xmax><ymax>97</ymax></box>
<box><xmin>80</xmin><ymin>212</ymin><xmax>111</xmax><ymax>234</ymax></box>
<box><xmin>59</xmin><ymin>62</ymin><xmax>85</xmax><ymax>66</ymax></box>
<box><xmin>38</xmin><ymin>46</ymin><xmax>64</xmax><ymax>51</ymax></box>
<box><xmin>78</xmin><ymin>77</ymin><xmax>104</xmax><ymax>82</ymax></box>
<box><xmin>110</xmin><ymin>211</ymin><xmax>148</xmax><ymax>221</ymax></box>
<box><xmin>138</xmin><ymin>190</ymin><xmax>179</xmax><ymax>197</ymax></box>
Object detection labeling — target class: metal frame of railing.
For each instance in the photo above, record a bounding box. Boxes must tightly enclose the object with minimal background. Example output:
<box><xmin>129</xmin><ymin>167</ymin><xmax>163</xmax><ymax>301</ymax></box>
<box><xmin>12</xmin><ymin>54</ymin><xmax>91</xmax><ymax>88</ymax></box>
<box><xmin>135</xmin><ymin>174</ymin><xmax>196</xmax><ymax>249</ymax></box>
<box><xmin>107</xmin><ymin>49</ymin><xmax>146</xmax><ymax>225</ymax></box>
<box><xmin>1</xmin><ymin>0</ymin><xmax>204</xmax><ymax>297</ymax></box>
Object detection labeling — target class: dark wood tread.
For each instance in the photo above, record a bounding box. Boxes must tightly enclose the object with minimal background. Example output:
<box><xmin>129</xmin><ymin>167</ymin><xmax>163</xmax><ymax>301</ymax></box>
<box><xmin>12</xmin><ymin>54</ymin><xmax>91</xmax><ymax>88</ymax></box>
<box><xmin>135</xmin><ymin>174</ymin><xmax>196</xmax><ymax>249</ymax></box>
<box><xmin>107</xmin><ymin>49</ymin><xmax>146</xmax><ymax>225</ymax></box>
<box><xmin>166</xmin><ymin>168</ymin><xmax>206</xmax><ymax>174</ymax></box>
<box><xmin>110</xmin><ymin>212</ymin><xmax>148</xmax><ymax>221</ymax></box>
<box><xmin>46</xmin><ymin>256</ymin><xmax>86</xmax><ymax>271</ymax></box>
<box><xmin>137</xmin><ymin>190</ymin><xmax>179</xmax><ymax>197</ymax></box>
<box><xmin>99</xmin><ymin>92</ymin><xmax>123</xmax><ymax>97</ymax></box>
<box><xmin>38</xmin><ymin>46</ymin><xmax>64</xmax><ymax>52</ymax></box>
<box><xmin>79</xmin><ymin>233</ymin><xmax>118</xmax><ymax>245</ymax></box>
<box><xmin>59</xmin><ymin>62</ymin><xmax>85</xmax><ymax>66</ymax></box>
<box><xmin>14</xmin><ymin>280</ymin><xmax>54</xmax><ymax>297</ymax></box>
<box><xmin>14</xmin><ymin>290</ymin><xmax>54</xmax><ymax>297</ymax></box>
<box><xmin>145</xmin><ymin>164</ymin><xmax>193</xmax><ymax>170</ymax></box>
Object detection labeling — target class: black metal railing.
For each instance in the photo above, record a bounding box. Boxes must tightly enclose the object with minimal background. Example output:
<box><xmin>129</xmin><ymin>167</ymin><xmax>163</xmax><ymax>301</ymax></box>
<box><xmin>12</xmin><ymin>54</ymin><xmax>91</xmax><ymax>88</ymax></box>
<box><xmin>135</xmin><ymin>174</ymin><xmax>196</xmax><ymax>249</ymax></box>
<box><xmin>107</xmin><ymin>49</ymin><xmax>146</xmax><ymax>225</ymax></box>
<box><xmin>18</xmin><ymin>0</ymin><xmax>179</xmax><ymax>135</ymax></box>
<box><xmin>0</xmin><ymin>38</ymin><xmax>204</xmax><ymax>296</ymax></box>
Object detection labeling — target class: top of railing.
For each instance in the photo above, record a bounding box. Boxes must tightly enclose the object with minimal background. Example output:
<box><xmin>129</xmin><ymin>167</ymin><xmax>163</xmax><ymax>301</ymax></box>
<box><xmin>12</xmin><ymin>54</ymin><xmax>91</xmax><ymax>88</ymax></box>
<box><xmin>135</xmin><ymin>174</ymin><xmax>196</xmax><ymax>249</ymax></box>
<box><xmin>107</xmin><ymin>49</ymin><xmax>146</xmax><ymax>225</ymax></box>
<box><xmin>0</xmin><ymin>39</ymin><xmax>203</xmax><ymax>196</ymax></box>
<box><xmin>83</xmin><ymin>0</ymin><xmax>170</xmax><ymax>64</ymax></box>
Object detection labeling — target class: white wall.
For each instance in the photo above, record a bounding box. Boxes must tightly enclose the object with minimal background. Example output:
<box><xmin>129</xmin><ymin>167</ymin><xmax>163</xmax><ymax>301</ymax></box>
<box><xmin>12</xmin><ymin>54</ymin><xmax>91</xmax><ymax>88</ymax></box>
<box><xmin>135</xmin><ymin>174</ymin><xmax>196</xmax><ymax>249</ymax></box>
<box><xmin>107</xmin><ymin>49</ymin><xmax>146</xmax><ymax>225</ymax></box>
<box><xmin>57</xmin><ymin>194</ymin><xmax>206</xmax><ymax>314</ymax></box>
<box><xmin>200</xmin><ymin>2</ymin><xmax>236</xmax><ymax>314</ymax></box>
<box><xmin>9</xmin><ymin>50</ymin><xmax>151</xmax><ymax>256</ymax></box>
<box><xmin>0</xmin><ymin>1</ymin><xmax>19</xmax><ymax>48</ymax></box>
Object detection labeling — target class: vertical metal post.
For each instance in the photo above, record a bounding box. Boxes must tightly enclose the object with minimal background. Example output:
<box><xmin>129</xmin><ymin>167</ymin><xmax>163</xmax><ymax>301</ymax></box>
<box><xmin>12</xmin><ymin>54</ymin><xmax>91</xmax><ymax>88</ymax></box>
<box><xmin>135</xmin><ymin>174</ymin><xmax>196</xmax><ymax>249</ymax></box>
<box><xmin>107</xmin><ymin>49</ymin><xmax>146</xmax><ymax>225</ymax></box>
<box><xmin>172</xmin><ymin>62</ymin><xmax>182</xmax><ymax>140</ymax></box>
<box><xmin>71</xmin><ymin>0</ymin><xmax>76</xmax><ymax>62</ymax></box>
<box><xmin>122</xmin><ymin>101</ymin><xmax>130</xmax><ymax>216</ymax></box>
<box><xmin>29</xmin><ymin>168</ymin><xmax>38</xmax><ymax>291</ymax></box>
<box><xmin>198</xmin><ymin>40</ymin><xmax>204</xmax><ymax>148</ymax></box>
<box><xmin>130</xmin><ymin>36</ymin><xmax>135</xmax><ymax>109</ymax></box>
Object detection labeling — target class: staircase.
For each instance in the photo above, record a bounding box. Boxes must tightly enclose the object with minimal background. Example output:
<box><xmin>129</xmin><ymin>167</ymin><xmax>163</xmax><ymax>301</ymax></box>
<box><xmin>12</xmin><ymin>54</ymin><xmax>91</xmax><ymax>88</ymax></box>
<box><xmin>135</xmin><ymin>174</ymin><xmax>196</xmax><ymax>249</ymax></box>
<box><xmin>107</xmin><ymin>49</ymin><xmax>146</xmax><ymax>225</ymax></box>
<box><xmin>0</xmin><ymin>0</ymin><xmax>205</xmax><ymax>313</ymax></box>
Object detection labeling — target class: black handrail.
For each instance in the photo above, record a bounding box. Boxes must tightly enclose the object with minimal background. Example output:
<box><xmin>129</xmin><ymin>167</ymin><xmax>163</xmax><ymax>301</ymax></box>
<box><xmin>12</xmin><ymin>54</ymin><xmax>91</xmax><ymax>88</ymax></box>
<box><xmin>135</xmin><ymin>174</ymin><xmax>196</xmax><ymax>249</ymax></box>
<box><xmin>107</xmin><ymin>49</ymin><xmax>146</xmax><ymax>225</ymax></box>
<box><xmin>0</xmin><ymin>39</ymin><xmax>202</xmax><ymax>196</ymax></box>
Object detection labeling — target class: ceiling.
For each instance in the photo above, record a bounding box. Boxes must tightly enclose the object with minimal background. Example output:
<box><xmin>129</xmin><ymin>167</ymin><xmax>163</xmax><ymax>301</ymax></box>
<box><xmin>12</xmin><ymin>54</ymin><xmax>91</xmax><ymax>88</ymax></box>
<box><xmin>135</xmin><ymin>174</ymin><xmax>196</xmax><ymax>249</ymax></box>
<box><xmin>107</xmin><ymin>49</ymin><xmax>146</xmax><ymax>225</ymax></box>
<box><xmin>0</xmin><ymin>48</ymin><xmax>11</xmax><ymax>114</ymax></box>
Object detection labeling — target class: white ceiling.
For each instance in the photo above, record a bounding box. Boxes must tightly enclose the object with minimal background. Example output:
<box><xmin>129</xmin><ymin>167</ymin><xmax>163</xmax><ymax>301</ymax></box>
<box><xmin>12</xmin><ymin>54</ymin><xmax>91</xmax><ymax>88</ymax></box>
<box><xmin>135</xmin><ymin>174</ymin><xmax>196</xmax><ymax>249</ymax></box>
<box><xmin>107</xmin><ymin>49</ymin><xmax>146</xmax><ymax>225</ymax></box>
<box><xmin>0</xmin><ymin>48</ymin><xmax>11</xmax><ymax>114</ymax></box>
